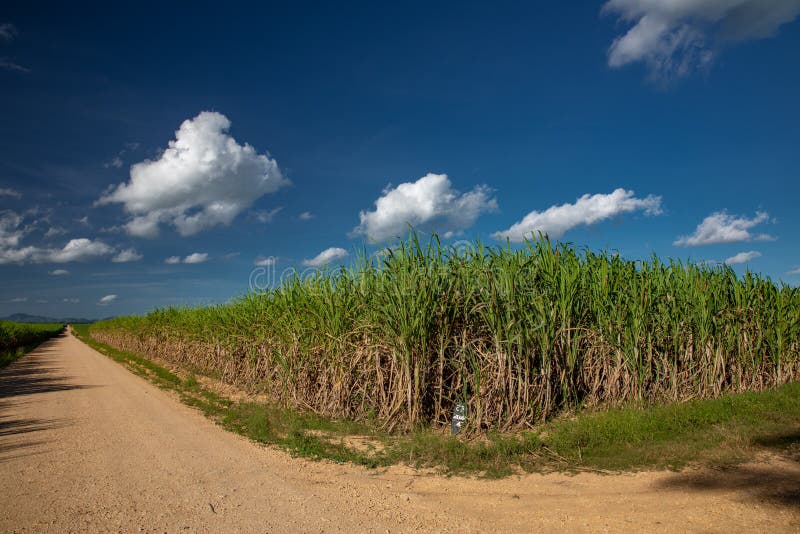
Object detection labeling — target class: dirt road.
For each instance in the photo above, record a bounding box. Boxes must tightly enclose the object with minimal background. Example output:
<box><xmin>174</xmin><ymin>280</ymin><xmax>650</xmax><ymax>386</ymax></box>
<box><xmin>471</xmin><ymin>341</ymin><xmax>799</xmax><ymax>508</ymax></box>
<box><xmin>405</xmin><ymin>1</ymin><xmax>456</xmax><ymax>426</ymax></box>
<box><xmin>1</xmin><ymin>332</ymin><xmax>798</xmax><ymax>532</ymax></box>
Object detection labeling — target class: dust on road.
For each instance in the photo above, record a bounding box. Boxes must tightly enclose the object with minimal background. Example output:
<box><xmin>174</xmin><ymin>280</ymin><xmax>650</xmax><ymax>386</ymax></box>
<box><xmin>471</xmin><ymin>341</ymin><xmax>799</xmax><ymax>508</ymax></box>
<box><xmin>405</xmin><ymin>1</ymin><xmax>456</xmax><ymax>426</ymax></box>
<box><xmin>1</xmin><ymin>332</ymin><xmax>798</xmax><ymax>532</ymax></box>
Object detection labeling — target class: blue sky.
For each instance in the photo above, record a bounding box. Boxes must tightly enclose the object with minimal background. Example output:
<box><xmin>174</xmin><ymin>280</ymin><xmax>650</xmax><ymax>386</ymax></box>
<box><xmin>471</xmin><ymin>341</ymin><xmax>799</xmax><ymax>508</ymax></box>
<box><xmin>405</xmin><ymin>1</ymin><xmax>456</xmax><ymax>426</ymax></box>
<box><xmin>1</xmin><ymin>1</ymin><xmax>798</xmax><ymax>318</ymax></box>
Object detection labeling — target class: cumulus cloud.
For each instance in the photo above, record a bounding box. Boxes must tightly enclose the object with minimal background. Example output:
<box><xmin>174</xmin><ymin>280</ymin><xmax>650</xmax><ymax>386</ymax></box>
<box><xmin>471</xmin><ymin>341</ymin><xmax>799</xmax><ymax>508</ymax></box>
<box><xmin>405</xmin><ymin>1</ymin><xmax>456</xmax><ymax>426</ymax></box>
<box><xmin>1</xmin><ymin>211</ymin><xmax>114</xmax><ymax>264</ymax></box>
<box><xmin>254</xmin><ymin>256</ymin><xmax>276</xmax><ymax>267</ymax></box>
<box><xmin>299</xmin><ymin>211</ymin><xmax>314</xmax><ymax>220</ymax></box>
<box><xmin>112</xmin><ymin>248</ymin><xmax>143</xmax><ymax>263</ymax></box>
<box><xmin>45</xmin><ymin>239</ymin><xmax>114</xmax><ymax>263</ymax></box>
<box><xmin>44</xmin><ymin>226</ymin><xmax>68</xmax><ymax>238</ymax></box>
<box><xmin>121</xmin><ymin>212</ymin><xmax>160</xmax><ymax>238</ymax></box>
<box><xmin>603</xmin><ymin>0</ymin><xmax>800</xmax><ymax>79</ymax></box>
<box><xmin>725</xmin><ymin>250</ymin><xmax>762</xmax><ymax>265</ymax></box>
<box><xmin>183</xmin><ymin>252</ymin><xmax>208</xmax><ymax>264</ymax></box>
<box><xmin>353</xmin><ymin>173</ymin><xmax>497</xmax><ymax>243</ymax></box>
<box><xmin>165</xmin><ymin>253</ymin><xmax>208</xmax><ymax>264</ymax></box>
<box><xmin>787</xmin><ymin>267</ymin><xmax>800</xmax><ymax>275</ymax></box>
<box><xmin>0</xmin><ymin>247</ymin><xmax>37</xmax><ymax>264</ymax></box>
<box><xmin>0</xmin><ymin>211</ymin><xmax>34</xmax><ymax>264</ymax></box>
<box><xmin>674</xmin><ymin>210</ymin><xmax>773</xmax><ymax>246</ymax></box>
<box><xmin>493</xmin><ymin>188</ymin><xmax>662</xmax><ymax>243</ymax></box>
<box><xmin>98</xmin><ymin>294</ymin><xmax>117</xmax><ymax>306</ymax></box>
<box><xmin>98</xmin><ymin>111</ymin><xmax>290</xmax><ymax>237</ymax></box>
<box><xmin>0</xmin><ymin>210</ymin><xmax>25</xmax><ymax>248</ymax></box>
<box><xmin>302</xmin><ymin>247</ymin><xmax>349</xmax><ymax>267</ymax></box>
<box><xmin>49</xmin><ymin>269</ymin><xmax>69</xmax><ymax>276</ymax></box>
<box><xmin>0</xmin><ymin>187</ymin><xmax>21</xmax><ymax>198</ymax></box>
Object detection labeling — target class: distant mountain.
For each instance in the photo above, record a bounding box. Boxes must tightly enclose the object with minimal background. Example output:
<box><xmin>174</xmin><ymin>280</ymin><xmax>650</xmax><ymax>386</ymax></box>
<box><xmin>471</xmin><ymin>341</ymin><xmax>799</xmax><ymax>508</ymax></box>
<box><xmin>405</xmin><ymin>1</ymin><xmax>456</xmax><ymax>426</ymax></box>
<box><xmin>0</xmin><ymin>313</ymin><xmax>96</xmax><ymax>324</ymax></box>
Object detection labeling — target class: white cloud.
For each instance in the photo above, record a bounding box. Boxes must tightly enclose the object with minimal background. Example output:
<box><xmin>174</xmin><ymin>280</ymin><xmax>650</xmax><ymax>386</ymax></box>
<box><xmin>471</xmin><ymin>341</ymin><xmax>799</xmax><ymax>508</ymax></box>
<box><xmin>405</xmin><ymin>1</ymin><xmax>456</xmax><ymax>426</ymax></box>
<box><xmin>603</xmin><ymin>0</ymin><xmax>800</xmax><ymax>79</ymax></box>
<box><xmin>252</xmin><ymin>207</ymin><xmax>283</xmax><ymax>223</ymax></box>
<box><xmin>76</xmin><ymin>216</ymin><xmax>90</xmax><ymax>227</ymax></box>
<box><xmin>0</xmin><ymin>23</ymin><xmax>17</xmax><ymax>41</ymax></box>
<box><xmin>165</xmin><ymin>253</ymin><xmax>208</xmax><ymax>264</ymax></box>
<box><xmin>787</xmin><ymin>267</ymin><xmax>800</xmax><ymax>275</ymax></box>
<box><xmin>25</xmin><ymin>206</ymin><xmax>46</xmax><ymax>218</ymax></box>
<box><xmin>122</xmin><ymin>212</ymin><xmax>161</xmax><ymax>238</ymax></box>
<box><xmin>2</xmin><ymin>210</ymin><xmax>117</xmax><ymax>264</ymax></box>
<box><xmin>0</xmin><ymin>211</ymin><xmax>35</xmax><ymax>264</ymax></box>
<box><xmin>353</xmin><ymin>173</ymin><xmax>497</xmax><ymax>243</ymax></box>
<box><xmin>104</xmin><ymin>156</ymin><xmax>124</xmax><ymax>169</ymax></box>
<box><xmin>674</xmin><ymin>210</ymin><xmax>773</xmax><ymax>246</ymax></box>
<box><xmin>183</xmin><ymin>252</ymin><xmax>208</xmax><ymax>264</ymax></box>
<box><xmin>254</xmin><ymin>256</ymin><xmax>276</xmax><ymax>267</ymax></box>
<box><xmin>98</xmin><ymin>111</ymin><xmax>290</xmax><ymax>237</ymax></box>
<box><xmin>112</xmin><ymin>248</ymin><xmax>143</xmax><ymax>263</ymax></box>
<box><xmin>725</xmin><ymin>250</ymin><xmax>762</xmax><ymax>265</ymax></box>
<box><xmin>49</xmin><ymin>269</ymin><xmax>70</xmax><ymax>276</ymax></box>
<box><xmin>0</xmin><ymin>59</ymin><xmax>30</xmax><ymax>73</ymax></box>
<box><xmin>299</xmin><ymin>211</ymin><xmax>314</xmax><ymax>220</ymax></box>
<box><xmin>98</xmin><ymin>294</ymin><xmax>117</xmax><ymax>306</ymax></box>
<box><xmin>104</xmin><ymin>144</ymin><xmax>139</xmax><ymax>169</ymax></box>
<box><xmin>63</xmin><ymin>298</ymin><xmax>80</xmax><ymax>303</ymax></box>
<box><xmin>302</xmin><ymin>247</ymin><xmax>349</xmax><ymax>267</ymax></box>
<box><xmin>45</xmin><ymin>239</ymin><xmax>114</xmax><ymax>263</ymax></box>
<box><xmin>8</xmin><ymin>297</ymin><xmax>27</xmax><ymax>303</ymax></box>
<box><xmin>0</xmin><ymin>233</ymin><xmax>114</xmax><ymax>265</ymax></box>
<box><xmin>0</xmin><ymin>247</ymin><xmax>37</xmax><ymax>264</ymax></box>
<box><xmin>493</xmin><ymin>188</ymin><xmax>662</xmax><ymax>243</ymax></box>
<box><xmin>0</xmin><ymin>187</ymin><xmax>21</xmax><ymax>198</ymax></box>
<box><xmin>44</xmin><ymin>226</ymin><xmax>67</xmax><ymax>238</ymax></box>
<box><xmin>0</xmin><ymin>210</ymin><xmax>25</xmax><ymax>248</ymax></box>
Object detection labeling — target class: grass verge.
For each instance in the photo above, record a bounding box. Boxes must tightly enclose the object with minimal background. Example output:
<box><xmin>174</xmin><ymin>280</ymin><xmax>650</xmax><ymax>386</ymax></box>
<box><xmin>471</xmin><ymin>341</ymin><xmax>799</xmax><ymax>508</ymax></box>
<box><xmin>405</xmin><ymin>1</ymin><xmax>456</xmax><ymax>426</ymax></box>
<box><xmin>72</xmin><ymin>323</ymin><xmax>800</xmax><ymax>477</ymax></box>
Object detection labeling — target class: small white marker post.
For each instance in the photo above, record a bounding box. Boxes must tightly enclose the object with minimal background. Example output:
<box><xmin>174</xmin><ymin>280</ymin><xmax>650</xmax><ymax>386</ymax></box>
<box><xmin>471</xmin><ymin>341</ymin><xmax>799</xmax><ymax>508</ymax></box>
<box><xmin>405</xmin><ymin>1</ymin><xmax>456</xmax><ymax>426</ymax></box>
<box><xmin>451</xmin><ymin>402</ymin><xmax>467</xmax><ymax>435</ymax></box>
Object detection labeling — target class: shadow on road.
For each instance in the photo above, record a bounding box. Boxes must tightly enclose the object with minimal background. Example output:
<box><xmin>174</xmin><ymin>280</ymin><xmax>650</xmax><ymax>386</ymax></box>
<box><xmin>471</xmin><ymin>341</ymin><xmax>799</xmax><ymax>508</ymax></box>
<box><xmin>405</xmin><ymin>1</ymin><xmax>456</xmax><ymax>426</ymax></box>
<box><xmin>0</xmin><ymin>417</ymin><xmax>68</xmax><ymax>438</ymax></box>
<box><xmin>0</xmin><ymin>417</ymin><xmax>60</xmax><ymax>458</ymax></box>
<box><xmin>0</xmin><ymin>336</ymin><xmax>92</xmax><ymax>399</ymax></box>
<box><xmin>0</xmin><ymin>335</ymin><xmax>92</xmax><ymax>462</ymax></box>
<box><xmin>656</xmin><ymin>433</ymin><xmax>800</xmax><ymax>509</ymax></box>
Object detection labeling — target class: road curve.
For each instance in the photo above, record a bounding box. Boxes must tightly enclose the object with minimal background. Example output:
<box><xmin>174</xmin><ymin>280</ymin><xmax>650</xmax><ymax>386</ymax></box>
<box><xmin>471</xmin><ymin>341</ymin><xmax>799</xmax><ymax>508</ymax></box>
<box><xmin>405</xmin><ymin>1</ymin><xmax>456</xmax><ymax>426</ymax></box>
<box><xmin>1</xmin><ymin>332</ymin><xmax>798</xmax><ymax>532</ymax></box>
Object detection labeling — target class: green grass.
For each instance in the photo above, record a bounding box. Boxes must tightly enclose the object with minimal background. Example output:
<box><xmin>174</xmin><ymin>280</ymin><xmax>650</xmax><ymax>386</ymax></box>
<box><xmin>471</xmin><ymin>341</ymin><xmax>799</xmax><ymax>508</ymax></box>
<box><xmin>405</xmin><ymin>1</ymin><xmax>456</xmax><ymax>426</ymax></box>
<box><xmin>543</xmin><ymin>383</ymin><xmax>800</xmax><ymax>471</ymax></box>
<box><xmin>73</xmin><ymin>324</ymin><xmax>800</xmax><ymax>477</ymax></box>
<box><xmin>0</xmin><ymin>320</ymin><xmax>64</xmax><ymax>368</ymax></box>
